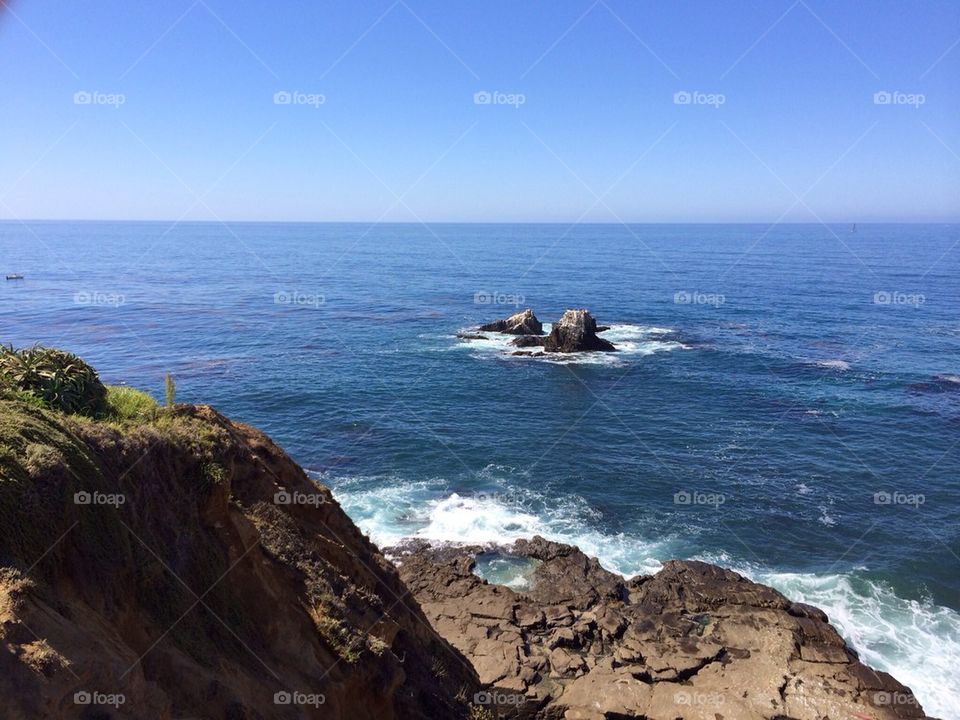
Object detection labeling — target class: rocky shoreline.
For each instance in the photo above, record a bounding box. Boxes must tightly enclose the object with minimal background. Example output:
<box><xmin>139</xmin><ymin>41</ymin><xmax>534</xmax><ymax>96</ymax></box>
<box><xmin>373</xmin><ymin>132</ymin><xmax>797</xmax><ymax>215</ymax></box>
<box><xmin>391</xmin><ymin>537</ymin><xmax>934</xmax><ymax>720</ymax></box>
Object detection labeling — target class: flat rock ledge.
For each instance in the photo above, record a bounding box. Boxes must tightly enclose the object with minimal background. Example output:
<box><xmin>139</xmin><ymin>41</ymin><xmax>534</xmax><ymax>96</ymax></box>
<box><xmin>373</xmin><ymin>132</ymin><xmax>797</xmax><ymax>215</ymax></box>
<box><xmin>389</xmin><ymin>537</ymin><xmax>935</xmax><ymax>720</ymax></box>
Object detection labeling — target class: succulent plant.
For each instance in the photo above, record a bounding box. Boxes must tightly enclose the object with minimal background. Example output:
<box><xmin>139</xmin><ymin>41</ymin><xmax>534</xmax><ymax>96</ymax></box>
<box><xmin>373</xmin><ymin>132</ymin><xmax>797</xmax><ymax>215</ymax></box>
<box><xmin>0</xmin><ymin>345</ymin><xmax>108</xmax><ymax>417</ymax></box>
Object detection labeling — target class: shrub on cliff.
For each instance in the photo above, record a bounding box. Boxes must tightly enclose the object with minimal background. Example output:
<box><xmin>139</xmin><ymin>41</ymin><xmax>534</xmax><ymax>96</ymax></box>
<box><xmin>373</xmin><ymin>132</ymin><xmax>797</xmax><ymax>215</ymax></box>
<box><xmin>104</xmin><ymin>385</ymin><xmax>159</xmax><ymax>422</ymax></box>
<box><xmin>0</xmin><ymin>345</ymin><xmax>108</xmax><ymax>417</ymax></box>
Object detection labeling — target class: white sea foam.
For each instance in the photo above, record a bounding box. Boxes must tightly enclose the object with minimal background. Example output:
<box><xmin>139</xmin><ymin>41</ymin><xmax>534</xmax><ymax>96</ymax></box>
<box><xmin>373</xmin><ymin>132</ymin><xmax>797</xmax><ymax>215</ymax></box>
<box><xmin>690</xmin><ymin>551</ymin><xmax>960</xmax><ymax>720</ymax></box>
<box><xmin>329</xmin><ymin>473</ymin><xmax>960</xmax><ymax>717</ymax></box>
<box><xmin>755</xmin><ymin>570</ymin><xmax>960</xmax><ymax>719</ymax></box>
<box><xmin>328</xmin><ymin>474</ymin><xmax>666</xmax><ymax>576</ymax></box>
<box><xmin>808</xmin><ymin>359</ymin><xmax>851</xmax><ymax>370</ymax></box>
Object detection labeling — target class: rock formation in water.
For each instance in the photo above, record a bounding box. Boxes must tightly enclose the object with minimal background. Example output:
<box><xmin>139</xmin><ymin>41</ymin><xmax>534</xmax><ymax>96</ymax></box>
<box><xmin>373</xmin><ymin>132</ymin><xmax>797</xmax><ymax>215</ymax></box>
<box><xmin>541</xmin><ymin>309</ymin><xmax>615</xmax><ymax>353</ymax></box>
<box><xmin>478</xmin><ymin>308</ymin><xmax>617</xmax><ymax>354</ymax></box>
<box><xmin>391</xmin><ymin>537</ymin><xmax>935</xmax><ymax>720</ymax></box>
<box><xmin>514</xmin><ymin>308</ymin><xmax>616</xmax><ymax>353</ymax></box>
<box><xmin>479</xmin><ymin>309</ymin><xmax>543</xmax><ymax>335</ymax></box>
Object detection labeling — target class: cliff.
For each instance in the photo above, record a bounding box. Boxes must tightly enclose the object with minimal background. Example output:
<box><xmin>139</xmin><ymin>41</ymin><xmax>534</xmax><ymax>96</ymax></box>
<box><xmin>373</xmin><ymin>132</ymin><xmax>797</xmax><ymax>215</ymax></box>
<box><xmin>0</xmin><ymin>399</ymin><xmax>477</xmax><ymax>719</ymax></box>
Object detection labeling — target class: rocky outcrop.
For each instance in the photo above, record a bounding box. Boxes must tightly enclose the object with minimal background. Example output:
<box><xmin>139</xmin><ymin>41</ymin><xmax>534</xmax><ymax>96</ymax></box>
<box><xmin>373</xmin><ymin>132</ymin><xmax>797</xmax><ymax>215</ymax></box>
<box><xmin>479</xmin><ymin>309</ymin><xmax>543</xmax><ymax>335</ymax></box>
<box><xmin>542</xmin><ymin>309</ymin><xmax>615</xmax><ymax>353</ymax></box>
<box><xmin>391</xmin><ymin>537</ymin><xmax>934</xmax><ymax>720</ymax></box>
<box><xmin>507</xmin><ymin>309</ymin><xmax>616</xmax><ymax>353</ymax></box>
<box><xmin>0</xmin><ymin>400</ymin><xmax>477</xmax><ymax>719</ymax></box>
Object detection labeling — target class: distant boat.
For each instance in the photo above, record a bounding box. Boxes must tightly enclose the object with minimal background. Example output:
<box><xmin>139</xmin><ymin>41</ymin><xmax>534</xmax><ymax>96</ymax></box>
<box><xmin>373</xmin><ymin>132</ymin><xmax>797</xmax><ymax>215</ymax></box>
<box><xmin>850</xmin><ymin>223</ymin><xmax>857</xmax><ymax>233</ymax></box>
<box><xmin>5</xmin><ymin>274</ymin><xmax>24</xmax><ymax>280</ymax></box>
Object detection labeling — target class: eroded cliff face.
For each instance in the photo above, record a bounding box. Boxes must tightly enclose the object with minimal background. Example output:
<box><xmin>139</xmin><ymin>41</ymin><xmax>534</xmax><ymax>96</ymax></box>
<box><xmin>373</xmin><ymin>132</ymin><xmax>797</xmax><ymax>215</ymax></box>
<box><xmin>0</xmin><ymin>401</ymin><xmax>477</xmax><ymax>719</ymax></box>
<box><xmin>392</xmin><ymin>538</ymin><xmax>935</xmax><ymax>720</ymax></box>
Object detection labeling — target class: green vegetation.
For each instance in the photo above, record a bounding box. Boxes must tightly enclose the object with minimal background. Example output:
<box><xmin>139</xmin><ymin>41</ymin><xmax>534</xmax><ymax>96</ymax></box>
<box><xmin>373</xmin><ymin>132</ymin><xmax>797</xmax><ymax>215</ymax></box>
<box><xmin>315</xmin><ymin>614</ymin><xmax>366</xmax><ymax>663</ymax></box>
<box><xmin>164</xmin><ymin>373</ymin><xmax>176</xmax><ymax>407</ymax></box>
<box><xmin>0</xmin><ymin>345</ymin><xmax>107</xmax><ymax>417</ymax></box>
<box><xmin>0</xmin><ymin>397</ymin><xmax>115</xmax><ymax>575</ymax></box>
<box><xmin>0</xmin><ymin>345</ymin><xmax>168</xmax><ymax>425</ymax></box>
<box><xmin>104</xmin><ymin>385</ymin><xmax>159</xmax><ymax>422</ymax></box>
<box><xmin>0</xmin><ymin>348</ymin><xmax>263</xmax><ymax>668</ymax></box>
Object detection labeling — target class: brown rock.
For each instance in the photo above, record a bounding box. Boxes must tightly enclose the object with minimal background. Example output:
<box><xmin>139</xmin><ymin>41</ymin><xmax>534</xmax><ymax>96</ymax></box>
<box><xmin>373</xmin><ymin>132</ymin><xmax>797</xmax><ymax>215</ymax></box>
<box><xmin>391</xmin><ymin>537</ymin><xmax>934</xmax><ymax>720</ymax></box>
<box><xmin>479</xmin><ymin>308</ymin><xmax>543</xmax><ymax>335</ymax></box>
<box><xmin>0</xmin><ymin>401</ymin><xmax>478</xmax><ymax>720</ymax></box>
<box><xmin>541</xmin><ymin>309</ymin><xmax>616</xmax><ymax>353</ymax></box>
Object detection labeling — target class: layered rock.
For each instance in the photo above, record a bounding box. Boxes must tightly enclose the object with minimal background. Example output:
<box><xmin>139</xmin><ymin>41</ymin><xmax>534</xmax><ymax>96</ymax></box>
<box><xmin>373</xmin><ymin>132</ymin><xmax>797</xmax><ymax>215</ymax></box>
<box><xmin>479</xmin><ymin>309</ymin><xmax>543</xmax><ymax>335</ymax></box>
<box><xmin>391</xmin><ymin>537</ymin><xmax>934</xmax><ymax>720</ymax></box>
<box><xmin>541</xmin><ymin>309</ymin><xmax>615</xmax><ymax>353</ymax></box>
<box><xmin>0</xmin><ymin>400</ymin><xmax>477</xmax><ymax>719</ymax></box>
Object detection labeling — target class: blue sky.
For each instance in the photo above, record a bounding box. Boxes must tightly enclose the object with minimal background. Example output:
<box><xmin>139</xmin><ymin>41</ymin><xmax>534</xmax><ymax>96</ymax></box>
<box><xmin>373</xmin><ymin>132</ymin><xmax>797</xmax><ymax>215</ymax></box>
<box><xmin>0</xmin><ymin>0</ymin><xmax>957</xmax><ymax>222</ymax></box>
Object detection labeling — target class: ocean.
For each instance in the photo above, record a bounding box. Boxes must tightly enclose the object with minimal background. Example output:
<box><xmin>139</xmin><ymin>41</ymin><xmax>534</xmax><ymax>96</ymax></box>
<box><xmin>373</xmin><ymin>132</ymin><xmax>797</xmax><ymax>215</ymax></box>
<box><xmin>3</xmin><ymin>220</ymin><xmax>959</xmax><ymax>716</ymax></box>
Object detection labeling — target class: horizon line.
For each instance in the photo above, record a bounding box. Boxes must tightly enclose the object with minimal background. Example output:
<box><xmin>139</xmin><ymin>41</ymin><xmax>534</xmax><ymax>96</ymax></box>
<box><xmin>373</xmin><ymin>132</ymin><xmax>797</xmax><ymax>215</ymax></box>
<box><xmin>0</xmin><ymin>218</ymin><xmax>956</xmax><ymax>225</ymax></box>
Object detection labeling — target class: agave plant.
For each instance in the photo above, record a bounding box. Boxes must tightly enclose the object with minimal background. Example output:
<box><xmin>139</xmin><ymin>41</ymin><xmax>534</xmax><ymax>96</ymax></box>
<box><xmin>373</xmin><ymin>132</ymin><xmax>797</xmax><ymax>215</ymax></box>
<box><xmin>0</xmin><ymin>345</ymin><xmax>108</xmax><ymax>416</ymax></box>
